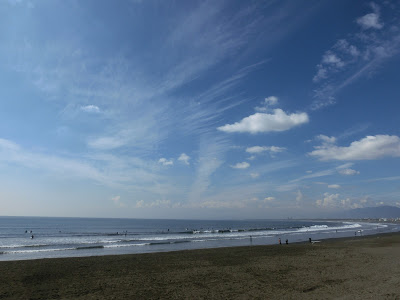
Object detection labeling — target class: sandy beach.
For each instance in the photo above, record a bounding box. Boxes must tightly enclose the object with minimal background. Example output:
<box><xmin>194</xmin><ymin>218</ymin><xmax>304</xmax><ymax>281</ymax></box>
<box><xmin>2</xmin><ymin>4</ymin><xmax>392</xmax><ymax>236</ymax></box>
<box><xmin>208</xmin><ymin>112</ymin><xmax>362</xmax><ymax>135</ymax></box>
<box><xmin>1</xmin><ymin>232</ymin><xmax>399</xmax><ymax>299</ymax></box>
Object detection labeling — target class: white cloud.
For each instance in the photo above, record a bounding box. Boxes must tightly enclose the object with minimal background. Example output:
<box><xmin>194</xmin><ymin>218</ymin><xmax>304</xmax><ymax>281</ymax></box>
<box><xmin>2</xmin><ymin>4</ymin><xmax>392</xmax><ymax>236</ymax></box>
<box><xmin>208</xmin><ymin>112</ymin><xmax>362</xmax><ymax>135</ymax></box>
<box><xmin>276</xmin><ymin>183</ymin><xmax>299</xmax><ymax>192</ymax></box>
<box><xmin>111</xmin><ymin>195</ymin><xmax>121</xmax><ymax>202</ymax></box>
<box><xmin>357</xmin><ymin>13</ymin><xmax>383</xmax><ymax>30</ymax></box>
<box><xmin>335</xmin><ymin>39</ymin><xmax>359</xmax><ymax>57</ymax></box>
<box><xmin>0</xmin><ymin>137</ymin><xmax>131</xmax><ymax>188</ymax></box>
<box><xmin>296</xmin><ymin>190</ymin><xmax>303</xmax><ymax>203</ymax></box>
<box><xmin>231</xmin><ymin>162</ymin><xmax>250</xmax><ymax>169</ymax></box>
<box><xmin>250</xmin><ymin>172</ymin><xmax>260</xmax><ymax>179</ymax></box>
<box><xmin>178</xmin><ymin>153</ymin><xmax>190</xmax><ymax>165</ymax></box>
<box><xmin>367</xmin><ymin>175</ymin><xmax>400</xmax><ymax>182</ymax></box>
<box><xmin>135</xmin><ymin>199</ymin><xmax>171</xmax><ymax>208</ymax></box>
<box><xmin>158</xmin><ymin>158</ymin><xmax>173</xmax><ymax>166</ymax></box>
<box><xmin>266</xmin><ymin>146</ymin><xmax>286</xmax><ymax>153</ymax></box>
<box><xmin>88</xmin><ymin>136</ymin><xmax>127</xmax><ymax>150</ymax></box>
<box><xmin>218</xmin><ymin>109</ymin><xmax>309</xmax><ymax>134</ymax></box>
<box><xmin>0</xmin><ymin>137</ymin><xmax>176</xmax><ymax>196</ymax></box>
<box><xmin>313</xmin><ymin>66</ymin><xmax>328</xmax><ymax>82</ymax></box>
<box><xmin>246</xmin><ymin>146</ymin><xmax>266</xmax><ymax>154</ymax></box>
<box><xmin>189</xmin><ymin>136</ymin><xmax>228</xmax><ymax>201</ymax></box>
<box><xmin>111</xmin><ymin>196</ymin><xmax>121</xmax><ymax>202</ymax></box>
<box><xmin>328</xmin><ymin>184</ymin><xmax>341</xmax><ymax>189</ymax></box>
<box><xmin>81</xmin><ymin>105</ymin><xmax>100</xmax><ymax>113</ymax></box>
<box><xmin>339</xmin><ymin>168</ymin><xmax>360</xmax><ymax>176</ymax></box>
<box><xmin>0</xmin><ymin>138</ymin><xmax>20</xmax><ymax>151</ymax></box>
<box><xmin>316</xmin><ymin>134</ymin><xmax>336</xmax><ymax>144</ymax></box>
<box><xmin>316</xmin><ymin>193</ymin><xmax>340</xmax><ymax>207</ymax></box>
<box><xmin>322</xmin><ymin>52</ymin><xmax>345</xmax><ymax>68</ymax></box>
<box><xmin>264</xmin><ymin>96</ymin><xmax>278</xmax><ymax>106</ymax></box>
<box><xmin>310</xmin><ymin>3</ymin><xmax>396</xmax><ymax>110</ymax></box>
<box><xmin>316</xmin><ymin>193</ymin><xmax>373</xmax><ymax>209</ymax></box>
<box><xmin>111</xmin><ymin>195</ymin><xmax>125</xmax><ymax>207</ymax></box>
<box><xmin>6</xmin><ymin>4</ymin><xmax>279</xmax><ymax>158</ymax></box>
<box><xmin>310</xmin><ymin>135</ymin><xmax>400</xmax><ymax>161</ymax></box>
<box><xmin>246</xmin><ymin>145</ymin><xmax>286</xmax><ymax>154</ymax></box>
<box><xmin>191</xmin><ymin>199</ymin><xmax>246</xmax><ymax>209</ymax></box>
<box><xmin>264</xmin><ymin>196</ymin><xmax>275</xmax><ymax>202</ymax></box>
<box><xmin>336</xmin><ymin>163</ymin><xmax>354</xmax><ymax>170</ymax></box>
<box><xmin>291</xmin><ymin>169</ymin><xmax>335</xmax><ymax>183</ymax></box>
<box><xmin>255</xmin><ymin>96</ymin><xmax>279</xmax><ymax>112</ymax></box>
<box><xmin>313</xmin><ymin>51</ymin><xmax>345</xmax><ymax>83</ymax></box>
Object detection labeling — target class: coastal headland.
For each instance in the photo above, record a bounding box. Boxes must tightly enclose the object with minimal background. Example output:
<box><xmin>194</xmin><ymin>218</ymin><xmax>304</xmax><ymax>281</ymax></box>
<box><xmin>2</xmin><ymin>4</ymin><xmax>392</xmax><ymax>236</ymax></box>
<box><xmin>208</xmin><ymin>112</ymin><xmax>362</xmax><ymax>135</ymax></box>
<box><xmin>1</xmin><ymin>232</ymin><xmax>399</xmax><ymax>299</ymax></box>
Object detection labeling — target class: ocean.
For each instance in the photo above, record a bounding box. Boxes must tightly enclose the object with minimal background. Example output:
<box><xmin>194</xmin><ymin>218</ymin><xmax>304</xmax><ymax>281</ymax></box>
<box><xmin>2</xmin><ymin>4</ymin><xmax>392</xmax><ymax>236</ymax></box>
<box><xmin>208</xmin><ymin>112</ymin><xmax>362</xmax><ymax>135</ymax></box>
<box><xmin>0</xmin><ymin>217</ymin><xmax>398</xmax><ymax>261</ymax></box>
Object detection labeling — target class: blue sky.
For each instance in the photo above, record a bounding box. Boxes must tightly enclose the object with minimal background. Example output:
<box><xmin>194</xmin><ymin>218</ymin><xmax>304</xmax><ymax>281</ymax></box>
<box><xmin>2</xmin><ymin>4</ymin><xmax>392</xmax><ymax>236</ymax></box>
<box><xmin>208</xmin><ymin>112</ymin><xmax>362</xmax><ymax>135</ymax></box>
<box><xmin>1</xmin><ymin>0</ymin><xmax>400</xmax><ymax>219</ymax></box>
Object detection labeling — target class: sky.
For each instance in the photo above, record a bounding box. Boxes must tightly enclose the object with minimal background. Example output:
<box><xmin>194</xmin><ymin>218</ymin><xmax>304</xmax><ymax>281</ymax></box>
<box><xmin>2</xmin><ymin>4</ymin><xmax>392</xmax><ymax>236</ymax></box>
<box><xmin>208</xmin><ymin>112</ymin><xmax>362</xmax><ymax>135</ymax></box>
<box><xmin>1</xmin><ymin>0</ymin><xmax>400</xmax><ymax>219</ymax></box>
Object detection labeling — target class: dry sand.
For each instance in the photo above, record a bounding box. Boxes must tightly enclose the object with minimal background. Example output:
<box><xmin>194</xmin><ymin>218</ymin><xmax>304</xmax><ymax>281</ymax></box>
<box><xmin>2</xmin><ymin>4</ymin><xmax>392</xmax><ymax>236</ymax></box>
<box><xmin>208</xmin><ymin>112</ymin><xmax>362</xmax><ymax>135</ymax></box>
<box><xmin>1</xmin><ymin>232</ymin><xmax>400</xmax><ymax>299</ymax></box>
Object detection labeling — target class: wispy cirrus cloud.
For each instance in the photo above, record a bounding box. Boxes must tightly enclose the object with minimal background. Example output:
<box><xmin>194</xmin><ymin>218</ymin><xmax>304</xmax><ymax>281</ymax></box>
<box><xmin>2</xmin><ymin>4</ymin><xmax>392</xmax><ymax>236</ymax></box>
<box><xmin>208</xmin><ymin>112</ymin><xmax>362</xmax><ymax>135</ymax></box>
<box><xmin>0</xmin><ymin>137</ymin><xmax>109</xmax><ymax>185</ymax></box>
<box><xmin>189</xmin><ymin>135</ymin><xmax>229</xmax><ymax>201</ymax></box>
<box><xmin>2</xmin><ymin>1</ymin><xmax>320</xmax><ymax>160</ymax></box>
<box><xmin>81</xmin><ymin>105</ymin><xmax>100</xmax><ymax>113</ymax></box>
<box><xmin>88</xmin><ymin>136</ymin><xmax>127</xmax><ymax>150</ymax></box>
<box><xmin>250</xmin><ymin>172</ymin><xmax>260</xmax><ymax>179</ymax></box>
<box><xmin>338</xmin><ymin>168</ymin><xmax>360</xmax><ymax>176</ymax></box>
<box><xmin>186</xmin><ymin>181</ymin><xmax>277</xmax><ymax>211</ymax></box>
<box><xmin>290</xmin><ymin>169</ymin><xmax>336</xmax><ymax>183</ymax></box>
<box><xmin>0</xmin><ymin>137</ymin><xmax>168</xmax><ymax>192</ymax></box>
<box><xmin>311</xmin><ymin>2</ymin><xmax>400</xmax><ymax>110</ymax></box>
<box><xmin>246</xmin><ymin>145</ymin><xmax>286</xmax><ymax>154</ymax></box>
<box><xmin>357</xmin><ymin>3</ymin><xmax>383</xmax><ymax>30</ymax></box>
<box><xmin>289</xmin><ymin>162</ymin><xmax>359</xmax><ymax>185</ymax></box>
<box><xmin>3</xmin><ymin>2</ymin><xmax>270</xmax><ymax>152</ymax></box>
<box><xmin>328</xmin><ymin>184</ymin><xmax>340</xmax><ymax>189</ymax></box>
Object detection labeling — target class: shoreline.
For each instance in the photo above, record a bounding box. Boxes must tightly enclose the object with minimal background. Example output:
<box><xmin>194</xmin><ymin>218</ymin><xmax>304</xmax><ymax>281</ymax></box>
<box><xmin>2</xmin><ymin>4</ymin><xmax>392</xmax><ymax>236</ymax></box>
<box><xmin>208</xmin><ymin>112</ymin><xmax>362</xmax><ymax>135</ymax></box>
<box><xmin>1</xmin><ymin>231</ymin><xmax>400</xmax><ymax>299</ymax></box>
<box><xmin>0</xmin><ymin>219</ymin><xmax>398</xmax><ymax>262</ymax></box>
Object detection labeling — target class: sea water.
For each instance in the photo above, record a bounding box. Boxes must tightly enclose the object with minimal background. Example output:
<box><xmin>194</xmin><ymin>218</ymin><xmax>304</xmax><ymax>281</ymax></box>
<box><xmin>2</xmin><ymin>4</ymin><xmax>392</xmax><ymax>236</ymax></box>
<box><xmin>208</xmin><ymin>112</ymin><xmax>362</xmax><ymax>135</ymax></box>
<box><xmin>0</xmin><ymin>217</ymin><xmax>398</xmax><ymax>261</ymax></box>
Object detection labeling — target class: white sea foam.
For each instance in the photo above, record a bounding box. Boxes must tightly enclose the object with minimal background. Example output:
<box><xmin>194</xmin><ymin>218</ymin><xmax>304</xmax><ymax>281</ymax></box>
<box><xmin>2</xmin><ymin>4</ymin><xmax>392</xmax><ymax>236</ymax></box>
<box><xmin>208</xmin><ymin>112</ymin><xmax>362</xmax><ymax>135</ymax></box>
<box><xmin>104</xmin><ymin>243</ymin><xmax>149</xmax><ymax>248</ymax></box>
<box><xmin>4</xmin><ymin>247</ymin><xmax>76</xmax><ymax>254</ymax></box>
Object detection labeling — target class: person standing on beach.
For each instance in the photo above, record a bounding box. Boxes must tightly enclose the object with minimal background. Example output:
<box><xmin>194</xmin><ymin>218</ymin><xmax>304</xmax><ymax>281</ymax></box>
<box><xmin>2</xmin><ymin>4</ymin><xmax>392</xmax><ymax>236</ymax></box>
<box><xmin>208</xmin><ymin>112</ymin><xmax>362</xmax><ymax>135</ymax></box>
<box><xmin>279</xmin><ymin>238</ymin><xmax>281</xmax><ymax>245</ymax></box>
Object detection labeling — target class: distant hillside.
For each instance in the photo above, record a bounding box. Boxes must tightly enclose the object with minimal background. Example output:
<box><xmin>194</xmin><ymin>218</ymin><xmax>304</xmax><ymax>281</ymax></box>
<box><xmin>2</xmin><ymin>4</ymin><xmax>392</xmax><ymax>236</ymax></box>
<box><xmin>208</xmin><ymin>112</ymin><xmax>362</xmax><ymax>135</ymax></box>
<box><xmin>347</xmin><ymin>206</ymin><xmax>400</xmax><ymax>219</ymax></box>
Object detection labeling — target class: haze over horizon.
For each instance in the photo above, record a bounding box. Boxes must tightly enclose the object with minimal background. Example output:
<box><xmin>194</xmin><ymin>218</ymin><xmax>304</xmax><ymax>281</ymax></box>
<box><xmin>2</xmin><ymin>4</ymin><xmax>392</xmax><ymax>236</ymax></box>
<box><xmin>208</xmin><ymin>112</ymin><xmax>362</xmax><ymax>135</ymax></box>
<box><xmin>1</xmin><ymin>0</ymin><xmax>400</xmax><ymax>219</ymax></box>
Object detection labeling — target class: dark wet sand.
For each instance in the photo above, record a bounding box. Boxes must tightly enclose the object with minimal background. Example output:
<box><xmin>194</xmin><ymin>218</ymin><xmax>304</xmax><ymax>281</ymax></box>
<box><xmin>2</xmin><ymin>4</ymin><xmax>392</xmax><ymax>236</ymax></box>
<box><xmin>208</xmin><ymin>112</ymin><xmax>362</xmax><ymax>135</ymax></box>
<box><xmin>1</xmin><ymin>232</ymin><xmax>400</xmax><ymax>299</ymax></box>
